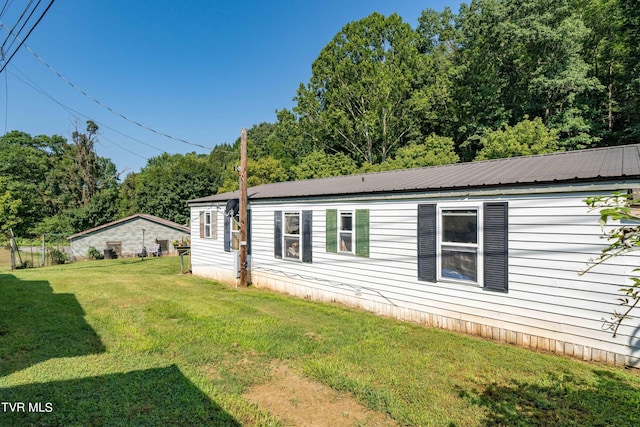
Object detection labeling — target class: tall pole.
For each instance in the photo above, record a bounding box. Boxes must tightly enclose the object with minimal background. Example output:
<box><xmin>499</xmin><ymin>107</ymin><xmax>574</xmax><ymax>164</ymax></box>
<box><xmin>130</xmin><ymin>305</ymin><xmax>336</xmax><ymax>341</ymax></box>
<box><xmin>239</xmin><ymin>128</ymin><xmax>248</xmax><ymax>287</ymax></box>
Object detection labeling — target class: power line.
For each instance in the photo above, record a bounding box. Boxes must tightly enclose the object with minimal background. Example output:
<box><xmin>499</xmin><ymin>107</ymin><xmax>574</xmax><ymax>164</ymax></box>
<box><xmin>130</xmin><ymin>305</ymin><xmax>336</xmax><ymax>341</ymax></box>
<box><xmin>1</xmin><ymin>0</ymin><xmax>38</xmax><ymax>53</ymax></box>
<box><xmin>0</xmin><ymin>1</ymin><xmax>14</xmax><ymax>20</ymax></box>
<box><xmin>8</xmin><ymin>64</ymin><xmax>156</xmax><ymax>160</ymax></box>
<box><xmin>0</xmin><ymin>0</ymin><xmax>54</xmax><ymax>74</ymax></box>
<box><xmin>21</xmin><ymin>43</ymin><xmax>215</xmax><ymax>151</ymax></box>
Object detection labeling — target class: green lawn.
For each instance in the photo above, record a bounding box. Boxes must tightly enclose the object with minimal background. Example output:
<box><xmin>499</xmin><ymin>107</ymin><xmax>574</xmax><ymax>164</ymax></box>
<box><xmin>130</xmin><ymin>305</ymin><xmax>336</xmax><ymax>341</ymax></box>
<box><xmin>1</xmin><ymin>254</ymin><xmax>639</xmax><ymax>426</ymax></box>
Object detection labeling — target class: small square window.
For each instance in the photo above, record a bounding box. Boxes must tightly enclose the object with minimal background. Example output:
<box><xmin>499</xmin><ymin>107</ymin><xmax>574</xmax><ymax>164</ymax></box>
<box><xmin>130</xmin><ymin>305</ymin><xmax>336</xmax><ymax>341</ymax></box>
<box><xmin>284</xmin><ymin>212</ymin><xmax>301</xmax><ymax>260</ymax></box>
<box><xmin>339</xmin><ymin>212</ymin><xmax>354</xmax><ymax>254</ymax></box>
<box><xmin>439</xmin><ymin>208</ymin><xmax>480</xmax><ymax>283</ymax></box>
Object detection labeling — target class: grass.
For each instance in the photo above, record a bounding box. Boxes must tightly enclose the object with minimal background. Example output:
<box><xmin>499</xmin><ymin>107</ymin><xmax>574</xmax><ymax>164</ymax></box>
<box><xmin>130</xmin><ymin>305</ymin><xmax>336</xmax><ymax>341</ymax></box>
<box><xmin>1</xmin><ymin>251</ymin><xmax>639</xmax><ymax>426</ymax></box>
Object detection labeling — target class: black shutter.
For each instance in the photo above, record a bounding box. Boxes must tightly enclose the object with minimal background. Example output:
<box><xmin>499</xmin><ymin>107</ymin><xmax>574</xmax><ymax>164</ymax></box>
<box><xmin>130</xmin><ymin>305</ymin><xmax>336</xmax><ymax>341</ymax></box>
<box><xmin>302</xmin><ymin>210</ymin><xmax>313</xmax><ymax>263</ymax></box>
<box><xmin>417</xmin><ymin>204</ymin><xmax>437</xmax><ymax>282</ymax></box>
<box><xmin>223</xmin><ymin>214</ymin><xmax>231</xmax><ymax>252</ymax></box>
<box><xmin>483</xmin><ymin>202</ymin><xmax>508</xmax><ymax>292</ymax></box>
<box><xmin>274</xmin><ymin>211</ymin><xmax>282</xmax><ymax>259</ymax></box>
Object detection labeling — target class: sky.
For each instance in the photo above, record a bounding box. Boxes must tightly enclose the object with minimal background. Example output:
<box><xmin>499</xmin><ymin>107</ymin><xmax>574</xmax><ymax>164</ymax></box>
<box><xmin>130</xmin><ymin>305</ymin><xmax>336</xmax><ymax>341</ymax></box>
<box><xmin>1</xmin><ymin>0</ymin><xmax>463</xmax><ymax>175</ymax></box>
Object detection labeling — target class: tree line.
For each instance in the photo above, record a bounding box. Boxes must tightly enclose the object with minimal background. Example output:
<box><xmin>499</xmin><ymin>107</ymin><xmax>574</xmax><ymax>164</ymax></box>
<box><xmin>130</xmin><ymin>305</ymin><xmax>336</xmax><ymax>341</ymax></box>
<box><xmin>2</xmin><ymin>0</ymin><xmax>638</xmax><ymax>238</ymax></box>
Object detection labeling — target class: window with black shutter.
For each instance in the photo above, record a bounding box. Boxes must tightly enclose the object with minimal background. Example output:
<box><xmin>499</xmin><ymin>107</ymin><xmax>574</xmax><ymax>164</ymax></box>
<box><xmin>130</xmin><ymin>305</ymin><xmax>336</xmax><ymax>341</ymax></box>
<box><xmin>417</xmin><ymin>202</ymin><xmax>508</xmax><ymax>291</ymax></box>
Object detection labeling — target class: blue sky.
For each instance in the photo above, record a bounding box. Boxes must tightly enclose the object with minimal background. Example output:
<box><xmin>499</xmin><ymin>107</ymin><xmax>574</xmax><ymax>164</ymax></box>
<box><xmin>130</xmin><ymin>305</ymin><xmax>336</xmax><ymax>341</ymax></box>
<box><xmin>1</xmin><ymin>1</ymin><xmax>462</xmax><ymax>174</ymax></box>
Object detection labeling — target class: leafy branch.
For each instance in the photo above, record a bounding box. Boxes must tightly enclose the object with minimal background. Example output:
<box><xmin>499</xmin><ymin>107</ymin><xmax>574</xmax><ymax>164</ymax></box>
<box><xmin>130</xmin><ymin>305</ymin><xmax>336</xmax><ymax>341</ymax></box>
<box><xmin>581</xmin><ymin>192</ymin><xmax>640</xmax><ymax>337</ymax></box>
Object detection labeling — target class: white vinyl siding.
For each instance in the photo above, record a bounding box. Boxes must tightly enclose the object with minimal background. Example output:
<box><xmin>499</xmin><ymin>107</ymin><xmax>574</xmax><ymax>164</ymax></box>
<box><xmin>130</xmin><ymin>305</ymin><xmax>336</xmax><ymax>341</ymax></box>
<box><xmin>190</xmin><ymin>187</ymin><xmax>640</xmax><ymax>367</ymax></box>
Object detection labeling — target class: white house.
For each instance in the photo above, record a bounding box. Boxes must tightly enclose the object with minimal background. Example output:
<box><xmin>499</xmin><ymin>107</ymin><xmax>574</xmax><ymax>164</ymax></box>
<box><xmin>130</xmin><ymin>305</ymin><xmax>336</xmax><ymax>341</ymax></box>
<box><xmin>188</xmin><ymin>144</ymin><xmax>640</xmax><ymax>367</ymax></box>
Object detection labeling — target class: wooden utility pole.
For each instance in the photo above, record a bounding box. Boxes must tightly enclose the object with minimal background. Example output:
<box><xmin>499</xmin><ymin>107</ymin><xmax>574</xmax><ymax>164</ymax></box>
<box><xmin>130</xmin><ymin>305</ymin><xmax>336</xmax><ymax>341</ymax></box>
<box><xmin>239</xmin><ymin>128</ymin><xmax>248</xmax><ymax>287</ymax></box>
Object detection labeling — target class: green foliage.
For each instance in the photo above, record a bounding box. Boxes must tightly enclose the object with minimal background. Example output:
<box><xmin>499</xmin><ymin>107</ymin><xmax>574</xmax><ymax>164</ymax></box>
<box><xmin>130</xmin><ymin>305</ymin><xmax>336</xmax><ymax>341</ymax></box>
<box><xmin>48</xmin><ymin>248</ymin><xmax>69</xmax><ymax>265</ymax></box>
<box><xmin>475</xmin><ymin>117</ymin><xmax>560</xmax><ymax>160</ymax></box>
<box><xmin>385</xmin><ymin>134</ymin><xmax>459</xmax><ymax>169</ymax></box>
<box><xmin>583</xmin><ymin>192</ymin><xmax>640</xmax><ymax>336</ymax></box>
<box><xmin>0</xmin><ymin>179</ymin><xmax>23</xmax><ymax>235</ymax></box>
<box><xmin>87</xmin><ymin>246</ymin><xmax>104</xmax><ymax>260</ymax></box>
<box><xmin>295</xmin><ymin>12</ymin><xmax>428</xmax><ymax>164</ymax></box>
<box><xmin>291</xmin><ymin>150</ymin><xmax>357</xmax><ymax>180</ymax></box>
<box><xmin>129</xmin><ymin>152</ymin><xmax>218</xmax><ymax>224</ymax></box>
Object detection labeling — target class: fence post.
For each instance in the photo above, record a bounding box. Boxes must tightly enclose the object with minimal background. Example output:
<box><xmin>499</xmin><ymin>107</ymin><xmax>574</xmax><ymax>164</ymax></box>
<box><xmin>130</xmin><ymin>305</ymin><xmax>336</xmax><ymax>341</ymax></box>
<box><xmin>41</xmin><ymin>234</ymin><xmax>45</xmax><ymax>267</ymax></box>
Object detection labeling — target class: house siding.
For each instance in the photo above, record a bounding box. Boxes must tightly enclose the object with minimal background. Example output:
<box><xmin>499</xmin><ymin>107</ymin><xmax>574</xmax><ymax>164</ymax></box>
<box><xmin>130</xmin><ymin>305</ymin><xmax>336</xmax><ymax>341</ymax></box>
<box><xmin>190</xmin><ymin>207</ymin><xmax>239</xmax><ymax>284</ymax></box>
<box><xmin>70</xmin><ymin>217</ymin><xmax>189</xmax><ymax>260</ymax></box>
<box><xmin>190</xmin><ymin>188</ymin><xmax>640</xmax><ymax>367</ymax></box>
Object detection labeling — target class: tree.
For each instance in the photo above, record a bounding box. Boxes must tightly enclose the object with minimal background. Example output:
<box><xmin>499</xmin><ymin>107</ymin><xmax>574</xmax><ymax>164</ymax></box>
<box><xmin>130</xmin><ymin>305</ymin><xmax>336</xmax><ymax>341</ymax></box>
<box><xmin>131</xmin><ymin>152</ymin><xmax>219</xmax><ymax>224</ymax></box>
<box><xmin>291</xmin><ymin>150</ymin><xmax>357</xmax><ymax>180</ymax></box>
<box><xmin>386</xmin><ymin>134</ymin><xmax>459</xmax><ymax>169</ymax></box>
<box><xmin>582</xmin><ymin>192</ymin><xmax>640</xmax><ymax>336</ymax></box>
<box><xmin>454</xmin><ymin>0</ymin><xmax>602</xmax><ymax>157</ymax></box>
<box><xmin>0</xmin><ymin>178</ymin><xmax>23</xmax><ymax>235</ymax></box>
<box><xmin>70</xmin><ymin>120</ymin><xmax>101</xmax><ymax>206</ymax></box>
<box><xmin>294</xmin><ymin>12</ymin><xmax>427</xmax><ymax>165</ymax></box>
<box><xmin>217</xmin><ymin>156</ymin><xmax>288</xmax><ymax>193</ymax></box>
<box><xmin>475</xmin><ymin>117</ymin><xmax>560</xmax><ymax>160</ymax></box>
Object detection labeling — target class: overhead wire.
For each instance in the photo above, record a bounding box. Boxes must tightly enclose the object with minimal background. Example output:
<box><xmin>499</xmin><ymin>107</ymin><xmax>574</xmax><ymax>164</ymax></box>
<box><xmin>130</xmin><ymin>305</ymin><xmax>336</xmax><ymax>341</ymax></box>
<box><xmin>0</xmin><ymin>6</ymin><xmax>241</xmax><ymax>157</ymax></box>
<box><xmin>8</xmin><ymin>64</ymin><xmax>154</xmax><ymax>161</ymax></box>
<box><xmin>21</xmin><ymin>42</ymin><xmax>215</xmax><ymax>151</ymax></box>
<box><xmin>0</xmin><ymin>0</ymin><xmax>35</xmax><ymax>51</ymax></box>
<box><xmin>1</xmin><ymin>0</ymin><xmax>37</xmax><ymax>54</ymax></box>
<box><xmin>0</xmin><ymin>0</ymin><xmax>54</xmax><ymax>74</ymax></box>
<box><xmin>0</xmin><ymin>1</ymin><xmax>14</xmax><ymax>20</ymax></box>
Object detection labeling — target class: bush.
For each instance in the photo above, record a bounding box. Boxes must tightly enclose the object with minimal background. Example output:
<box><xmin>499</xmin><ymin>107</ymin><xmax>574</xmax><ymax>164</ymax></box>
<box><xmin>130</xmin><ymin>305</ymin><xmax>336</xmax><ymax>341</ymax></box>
<box><xmin>15</xmin><ymin>260</ymin><xmax>33</xmax><ymax>269</ymax></box>
<box><xmin>48</xmin><ymin>248</ymin><xmax>69</xmax><ymax>265</ymax></box>
<box><xmin>87</xmin><ymin>246</ymin><xmax>104</xmax><ymax>260</ymax></box>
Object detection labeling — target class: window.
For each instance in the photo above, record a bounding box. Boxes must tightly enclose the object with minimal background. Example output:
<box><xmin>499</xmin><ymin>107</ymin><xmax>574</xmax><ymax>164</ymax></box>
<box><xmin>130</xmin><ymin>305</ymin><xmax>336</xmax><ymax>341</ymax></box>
<box><xmin>231</xmin><ymin>214</ymin><xmax>240</xmax><ymax>250</ymax></box>
<box><xmin>274</xmin><ymin>210</ymin><xmax>312</xmax><ymax>262</ymax></box>
<box><xmin>418</xmin><ymin>202</ymin><xmax>508</xmax><ymax>292</ymax></box>
<box><xmin>326</xmin><ymin>209</ymin><xmax>369</xmax><ymax>257</ymax></box>
<box><xmin>199</xmin><ymin>210</ymin><xmax>217</xmax><ymax>239</ymax></box>
<box><xmin>339</xmin><ymin>211</ymin><xmax>353</xmax><ymax>253</ymax></box>
<box><xmin>284</xmin><ymin>212</ymin><xmax>300</xmax><ymax>260</ymax></box>
<box><xmin>439</xmin><ymin>208</ymin><xmax>479</xmax><ymax>283</ymax></box>
<box><xmin>205</xmin><ymin>212</ymin><xmax>212</xmax><ymax>237</ymax></box>
<box><xmin>224</xmin><ymin>210</ymin><xmax>250</xmax><ymax>253</ymax></box>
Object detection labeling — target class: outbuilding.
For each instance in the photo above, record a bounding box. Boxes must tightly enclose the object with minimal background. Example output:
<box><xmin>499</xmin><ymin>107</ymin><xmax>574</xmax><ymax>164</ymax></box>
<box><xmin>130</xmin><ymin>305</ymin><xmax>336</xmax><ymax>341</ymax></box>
<box><xmin>188</xmin><ymin>144</ymin><xmax>640</xmax><ymax>367</ymax></box>
<box><xmin>68</xmin><ymin>213</ymin><xmax>190</xmax><ymax>260</ymax></box>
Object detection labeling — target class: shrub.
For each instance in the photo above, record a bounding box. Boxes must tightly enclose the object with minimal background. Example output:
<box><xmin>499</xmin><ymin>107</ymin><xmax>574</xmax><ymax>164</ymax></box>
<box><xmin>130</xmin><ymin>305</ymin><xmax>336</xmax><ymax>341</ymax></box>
<box><xmin>48</xmin><ymin>248</ymin><xmax>69</xmax><ymax>265</ymax></box>
<box><xmin>87</xmin><ymin>246</ymin><xmax>104</xmax><ymax>260</ymax></box>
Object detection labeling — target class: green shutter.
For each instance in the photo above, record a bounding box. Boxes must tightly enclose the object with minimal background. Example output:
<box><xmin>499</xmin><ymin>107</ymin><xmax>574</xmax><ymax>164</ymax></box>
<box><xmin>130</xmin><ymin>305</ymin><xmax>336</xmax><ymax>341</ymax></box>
<box><xmin>326</xmin><ymin>209</ymin><xmax>337</xmax><ymax>253</ymax></box>
<box><xmin>355</xmin><ymin>209</ymin><xmax>369</xmax><ymax>257</ymax></box>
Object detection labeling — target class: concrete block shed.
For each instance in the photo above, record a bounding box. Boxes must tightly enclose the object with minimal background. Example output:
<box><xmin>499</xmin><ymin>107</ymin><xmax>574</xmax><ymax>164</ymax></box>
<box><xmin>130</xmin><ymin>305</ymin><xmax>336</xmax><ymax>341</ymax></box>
<box><xmin>68</xmin><ymin>214</ymin><xmax>190</xmax><ymax>260</ymax></box>
<box><xmin>188</xmin><ymin>144</ymin><xmax>640</xmax><ymax>367</ymax></box>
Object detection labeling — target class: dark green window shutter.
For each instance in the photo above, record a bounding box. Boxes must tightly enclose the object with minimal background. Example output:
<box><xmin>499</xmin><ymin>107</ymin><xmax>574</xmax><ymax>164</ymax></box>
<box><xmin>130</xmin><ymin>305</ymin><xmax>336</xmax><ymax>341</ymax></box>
<box><xmin>483</xmin><ymin>202</ymin><xmax>508</xmax><ymax>292</ymax></box>
<box><xmin>355</xmin><ymin>209</ymin><xmax>369</xmax><ymax>257</ymax></box>
<box><xmin>223</xmin><ymin>214</ymin><xmax>231</xmax><ymax>252</ymax></box>
<box><xmin>326</xmin><ymin>209</ymin><xmax>337</xmax><ymax>253</ymax></box>
<box><xmin>417</xmin><ymin>204</ymin><xmax>436</xmax><ymax>282</ymax></box>
<box><xmin>274</xmin><ymin>211</ymin><xmax>282</xmax><ymax>259</ymax></box>
<box><xmin>302</xmin><ymin>210</ymin><xmax>313</xmax><ymax>263</ymax></box>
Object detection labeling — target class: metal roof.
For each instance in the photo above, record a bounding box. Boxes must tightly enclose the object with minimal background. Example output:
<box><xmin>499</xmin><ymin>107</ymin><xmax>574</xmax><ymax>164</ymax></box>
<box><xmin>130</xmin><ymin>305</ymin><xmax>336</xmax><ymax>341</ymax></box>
<box><xmin>68</xmin><ymin>214</ymin><xmax>190</xmax><ymax>240</ymax></box>
<box><xmin>188</xmin><ymin>144</ymin><xmax>640</xmax><ymax>204</ymax></box>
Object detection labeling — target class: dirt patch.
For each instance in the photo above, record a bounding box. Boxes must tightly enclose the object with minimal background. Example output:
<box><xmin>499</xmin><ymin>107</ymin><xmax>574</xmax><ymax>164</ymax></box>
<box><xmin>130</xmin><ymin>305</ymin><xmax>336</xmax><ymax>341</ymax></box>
<box><xmin>244</xmin><ymin>362</ymin><xmax>397</xmax><ymax>427</ymax></box>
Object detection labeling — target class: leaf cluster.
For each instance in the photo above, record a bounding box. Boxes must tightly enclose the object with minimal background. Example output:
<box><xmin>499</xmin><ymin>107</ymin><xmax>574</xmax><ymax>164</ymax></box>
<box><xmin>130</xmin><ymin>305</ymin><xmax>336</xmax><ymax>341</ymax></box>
<box><xmin>583</xmin><ymin>192</ymin><xmax>640</xmax><ymax>336</ymax></box>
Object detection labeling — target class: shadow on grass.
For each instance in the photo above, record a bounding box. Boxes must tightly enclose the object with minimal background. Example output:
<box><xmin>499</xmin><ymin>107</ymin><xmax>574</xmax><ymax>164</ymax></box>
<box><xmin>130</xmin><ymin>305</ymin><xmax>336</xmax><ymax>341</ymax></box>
<box><xmin>0</xmin><ymin>364</ymin><xmax>241</xmax><ymax>426</ymax></box>
<box><xmin>0</xmin><ymin>273</ymin><xmax>105</xmax><ymax>377</ymax></box>
<box><xmin>458</xmin><ymin>369</ymin><xmax>640</xmax><ymax>426</ymax></box>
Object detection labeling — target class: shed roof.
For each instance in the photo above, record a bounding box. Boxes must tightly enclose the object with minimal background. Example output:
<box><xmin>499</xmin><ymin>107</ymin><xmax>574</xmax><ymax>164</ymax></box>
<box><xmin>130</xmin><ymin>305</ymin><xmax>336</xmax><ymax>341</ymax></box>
<box><xmin>189</xmin><ymin>144</ymin><xmax>640</xmax><ymax>204</ymax></box>
<box><xmin>68</xmin><ymin>214</ymin><xmax>190</xmax><ymax>240</ymax></box>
